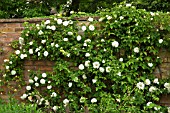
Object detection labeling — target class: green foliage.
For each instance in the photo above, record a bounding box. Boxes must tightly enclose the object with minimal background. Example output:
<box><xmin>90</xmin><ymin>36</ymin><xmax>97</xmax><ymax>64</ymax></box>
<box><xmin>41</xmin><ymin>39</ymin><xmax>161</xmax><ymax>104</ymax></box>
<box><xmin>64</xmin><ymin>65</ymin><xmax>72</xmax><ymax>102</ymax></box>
<box><xmin>3</xmin><ymin>3</ymin><xmax>170</xmax><ymax>112</ymax></box>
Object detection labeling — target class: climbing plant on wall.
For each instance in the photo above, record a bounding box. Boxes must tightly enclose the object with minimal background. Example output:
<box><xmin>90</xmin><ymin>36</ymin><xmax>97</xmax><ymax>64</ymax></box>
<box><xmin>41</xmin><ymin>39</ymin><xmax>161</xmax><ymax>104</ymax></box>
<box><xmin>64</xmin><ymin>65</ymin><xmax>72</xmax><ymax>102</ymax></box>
<box><xmin>3</xmin><ymin>3</ymin><xmax>170</xmax><ymax>112</ymax></box>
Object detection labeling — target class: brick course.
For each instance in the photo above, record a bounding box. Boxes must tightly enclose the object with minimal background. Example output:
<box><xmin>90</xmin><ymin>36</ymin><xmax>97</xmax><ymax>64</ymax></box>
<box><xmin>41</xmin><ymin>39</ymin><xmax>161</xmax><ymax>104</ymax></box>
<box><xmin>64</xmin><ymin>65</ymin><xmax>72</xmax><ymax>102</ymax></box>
<box><xmin>0</xmin><ymin>18</ymin><xmax>170</xmax><ymax>107</ymax></box>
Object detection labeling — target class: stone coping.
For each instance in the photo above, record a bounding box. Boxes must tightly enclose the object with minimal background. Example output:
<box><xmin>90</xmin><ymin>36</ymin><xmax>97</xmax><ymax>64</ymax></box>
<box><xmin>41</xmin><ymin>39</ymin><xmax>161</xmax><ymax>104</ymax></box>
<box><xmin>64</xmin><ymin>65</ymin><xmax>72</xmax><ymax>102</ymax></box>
<box><xmin>0</xmin><ymin>17</ymin><xmax>100</xmax><ymax>23</ymax></box>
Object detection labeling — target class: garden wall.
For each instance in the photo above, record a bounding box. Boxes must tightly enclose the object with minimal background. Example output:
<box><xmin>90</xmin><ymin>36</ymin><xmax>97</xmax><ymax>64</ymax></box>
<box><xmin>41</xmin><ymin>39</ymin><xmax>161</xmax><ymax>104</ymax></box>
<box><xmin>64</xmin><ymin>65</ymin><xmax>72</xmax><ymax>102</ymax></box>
<box><xmin>0</xmin><ymin>18</ymin><xmax>170</xmax><ymax>106</ymax></box>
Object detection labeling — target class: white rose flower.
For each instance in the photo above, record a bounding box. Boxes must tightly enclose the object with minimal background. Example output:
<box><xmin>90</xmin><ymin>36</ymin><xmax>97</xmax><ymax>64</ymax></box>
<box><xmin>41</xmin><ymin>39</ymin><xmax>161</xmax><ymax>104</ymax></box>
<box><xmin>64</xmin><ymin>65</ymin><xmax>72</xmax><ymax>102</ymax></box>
<box><xmin>77</xmin><ymin>35</ymin><xmax>81</xmax><ymax>41</ymax></box>
<box><xmin>35</xmin><ymin>48</ymin><xmax>40</xmax><ymax>52</ymax></box>
<box><xmin>79</xmin><ymin>64</ymin><xmax>84</xmax><ymax>70</ymax></box>
<box><xmin>92</xmin><ymin>79</ymin><xmax>97</xmax><ymax>83</ymax></box>
<box><xmin>70</xmin><ymin>11</ymin><xmax>74</xmax><ymax>14</ymax></box>
<box><xmin>51</xmin><ymin>43</ymin><xmax>54</xmax><ymax>47</ymax></box>
<box><xmin>89</xmin><ymin>25</ymin><xmax>95</xmax><ymax>31</ymax></box>
<box><xmin>99</xmin><ymin>67</ymin><xmax>105</xmax><ymax>73</ymax></box>
<box><xmin>148</xmin><ymin>63</ymin><xmax>153</xmax><ymax>67</ymax></box>
<box><xmin>85</xmin><ymin>53</ymin><xmax>90</xmax><ymax>57</ymax></box>
<box><xmin>136</xmin><ymin>82</ymin><xmax>145</xmax><ymax>90</ymax></box>
<box><xmin>19</xmin><ymin>37</ymin><xmax>24</xmax><ymax>45</ymax></box>
<box><xmin>9</xmin><ymin>61</ymin><xmax>12</xmax><ymax>64</ymax></box>
<box><xmin>63</xmin><ymin>21</ymin><xmax>69</xmax><ymax>26</ymax></box>
<box><xmin>83</xmin><ymin>43</ymin><xmax>87</xmax><ymax>46</ymax></box>
<box><xmin>120</xmin><ymin>16</ymin><xmax>124</xmax><ymax>20</ymax></box>
<box><xmin>6</xmin><ymin>66</ymin><xmax>9</xmax><ymax>70</ymax></box>
<box><xmin>40</xmin><ymin>79</ymin><xmax>46</xmax><ymax>84</ymax></box>
<box><xmin>57</xmin><ymin>19</ymin><xmax>62</xmax><ymax>24</ymax></box>
<box><xmin>112</xmin><ymin>41</ymin><xmax>119</xmax><ymax>47</ymax></box>
<box><xmin>34</xmin><ymin>76</ymin><xmax>38</xmax><ymax>81</ymax></box>
<box><xmin>153</xmin><ymin>78</ymin><xmax>159</xmax><ymax>84</ymax></box>
<box><xmin>44</xmin><ymin>51</ymin><xmax>48</xmax><ymax>57</ymax></box>
<box><xmin>68</xmin><ymin>32</ymin><xmax>73</xmax><ymax>35</ymax></box>
<box><xmin>102</xmin><ymin>60</ymin><xmax>105</xmax><ymax>63</ymax></box>
<box><xmin>117</xmin><ymin>72</ymin><xmax>121</xmax><ymax>76</ymax></box>
<box><xmin>134</xmin><ymin>47</ymin><xmax>139</xmax><ymax>53</ymax></box>
<box><xmin>42</xmin><ymin>73</ymin><xmax>47</xmax><ymax>78</ymax></box>
<box><xmin>20</xmin><ymin>54</ymin><xmax>24</xmax><ymax>59</ymax></box>
<box><xmin>91</xmin><ymin>98</ymin><xmax>97</xmax><ymax>103</ymax></box>
<box><xmin>15</xmin><ymin>50</ymin><xmax>20</xmax><ymax>55</ymax></box>
<box><xmin>145</xmin><ymin>79</ymin><xmax>151</xmax><ymax>85</ymax></box>
<box><xmin>101</xmin><ymin>39</ymin><xmax>105</xmax><ymax>42</ymax></box>
<box><xmin>126</xmin><ymin>3</ymin><xmax>132</xmax><ymax>7</ymax></box>
<box><xmin>26</xmin><ymin>86</ymin><xmax>31</xmax><ymax>90</ymax></box>
<box><xmin>119</xmin><ymin>58</ymin><xmax>123</xmax><ymax>62</ymax></box>
<box><xmin>11</xmin><ymin>70</ymin><xmax>16</xmax><ymax>75</ymax></box>
<box><xmin>51</xmin><ymin>25</ymin><xmax>56</xmax><ymax>31</ymax></box>
<box><xmin>63</xmin><ymin>99</ymin><xmax>69</xmax><ymax>105</ymax></box>
<box><xmin>45</xmin><ymin>100</ymin><xmax>50</xmax><ymax>105</ymax></box>
<box><xmin>48</xmin><ymin>81</ymin><xmax>51</xmax><ymax>83</ymax></box>
<box><xmin>20</xmin><ymin>94</ymin><xmax>28</xmax><ymax>100</ymax></box>
<box><xmin>149</xmin><ymin>86</ymin><xmax>157</xmax><ymax>92</ymax></box>
<box><xmin>85</xmin><ymin>39</ymin><xmax>91</xmax><ymax>43</ymax></box>
<box><xmin>29</xmin><ymin>79</ymin><xmax>34</xmax><ymax>84</ymax></box>
<box><xmin>107</xmin><ymin>16</ymin><xmax>112</xmax><ymax>20</ymax></box>
<box><xmin>51</xmin><ymin>92</ymin><xmax>57</xmax><ymax>97</ymax></box>
<box><xmin>29</xmin><ymin>49</ymin><xmax>33</xmax><ymax>54</ymax></box>
<box><xmin>47</xmin><ymin>85</ymin><xmax>52</xmax><ymax>89</ymax></box>
<box><xmin>41</xmin><ymin>40</ymin><xmax>46</xmax><ymax>44</ymax></box>
<box><xmin>55</xmin><ymin>44</ymin><xmax>59</xmax><ymax>48</ymax></box>
<box><xmin>147</xmin><ymin>102</ymin><xmax>152</xmax><ymax>106</ymax></box>
<box><xmin>38</xmin><ymin>52</ymin><xmax>40</xmax><ymax>56</ymax></box>
<box><xmin>106</xmin><ymin>66</ymin><xmax>111</xmax><ymax>73</ymax></box>
<box><xmin>82</xmin><ymin>74</ymin><xmax>87</xmax><ymax>79</ymax></box>
<box><xmin>164</xmin><ymin>83</ymin><xmax>170</xmax><ymax>88</ymax></box>
<box><xmin>98</xmin><ymin>17</ymin><xmax>104</xmax><ymax>22</ymax></box>
<box><xmin>159</xmin><ymin>39</ymin><xmax>163</xmax><ymax>44</ymax></box>
<box><xmin>80</xmin><ymin>97</ymin><xmax>86</xmax><ymax>103</ymax></box>
<box><xmin>53</xmin><ymin>106</ymin><xmax>57</xmax><ymax>111</ymax></box>
<box><xmin>93</xmin><ymin>61</ymin><xmax>100</xmax><ymax>69</ymax></box>
<box><xmin>88</xmin><ymin>17</ymin><xmax>93</xmax><ymax>22</ymax></box>
<box><xmin>63</xmin><ymin>38</ymin><xmax>68</xmax><ymax>41</ymax></box>
<box><xmin>85</xmin><ymin>60</ymin><xmax>90</xmax><ymax>67</ymax></box>
<box><xmin>38</xmin><ymin>30</ymin><xmax>43</xmax><ymax>35</ymax></box>
<box><xmin>46</xmin><ymin>25</ymin><xmax>51</xmax><ymax>29</ymax></box>
<box><xmin>35</xmin><ymin>83</ymin><xmax>39</xmax><ymax>87</ymax></box>
<box><xmin>29</xmin><ymin>41</ymin><xmax>33</xmax><ymax>45</ymax></box>
<box><xmin>45</xmin><ymin>20</ymin><xmax>50</xmax><ymax>25</ymax></box>
<box><xmin>69</xmin><ymin>20</ymin><xmax>73</xmax><ymax>24</ymax></box>
<box><xmin>4</xmin><ymin>59</ymin><xmax>9</xmax><ymax>62</ymax></box>
<box><xmin>82</xmin><ymin>26</ymin><xmax>86</xmax><ymax>31</ymax></box>
<box><xmin>68</xmin><ymin>82</ymin><xmax>72</xmax><ymax>87</ymax></box>
<box><xmin>73</xmin><ymin>77</ymin><xmax>78</xmax><ymax>82</ymax></box>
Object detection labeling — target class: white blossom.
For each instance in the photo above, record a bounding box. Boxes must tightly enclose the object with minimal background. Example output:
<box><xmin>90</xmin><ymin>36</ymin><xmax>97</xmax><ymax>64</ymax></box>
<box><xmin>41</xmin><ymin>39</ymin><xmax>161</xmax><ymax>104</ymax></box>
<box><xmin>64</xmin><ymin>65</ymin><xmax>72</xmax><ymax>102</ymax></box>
<box><xmin>82</xmin><ymin>74</ymin><xmax>87</xmax><ymax>79</ymax></box>
<box><xmin>64</xmin><ymin>38</ymin><xmax>68</xmax><ymax>41</ymax></box>
<box><xmin>153</xmin><ymin>78</ymin><xmax>159</xmax><ymax>84</ymax></box>
<box><xmin>120</xmin><ymin>16</ymin><xmax>124</xmax><ymax>20</ymax></box>
<box><xmin>119</xmin><ymin>58</ymin><xmax>123</xmax><ymax>62</ymax></box>
<box><xmin>85</xmin><ymin>60</ymin><xmax>90</xmax><ymax>67</ymax></box>
<box><xmin>136</xmin><ymin>82</ymin><xmax>145</xmax><ymax>90</ymax></box>
<box><xmin>79</xmin><ymin>64</ymin><xmax>84</xmax><ymax>70</ymax></box>
<box><xmin>70</xmin><ymin>11</ymin><xmax>74</xmax><ymax>14</ymax></box>
<box><xmin>68</xmin><ymin>32</ymin><xmax>73</xmax><ymax>35</ymax></box>
<box><xmin>38</xmin><ymin>30</ymin><xmax>43</xmax><ymax>35</ymax></box>
<box><xmin>80</xmin><ymin>97</ymin><xmax>86</xmax><ymax>103</ymax></box>
<box><xmin>55</xmin><ymin>44</ymin><xmax>59</xmax><ymax>48</ymax></box>
<box><xmin>101</xmin><ymin>39</ymin><xmax>105</xmax><ymax>42</ymax></box>
<box><xmin>40</xmin><ymin>79</ymin><xmax>46</xmax><ymax>84</ymax></box>
<box><xmin>19</xmin><ymin>37</ymin><xmax>24</xmax><ymax>45</ymax></box>
<box><xmin>126</xmin><ymin>3</ymin><xmax>131</xmax><ymax>7</ymax></box>
<box><xmin>117</xmin><ymin>72</ymin><xmax>121</xmax><ymax>76</ymax></box>
<box><xmin>83</xmin><ymin>43</ymin><xmax>87</xmax><ymax>46</ymax></box>
<box><xmin>92</xmin><ymin>79</ymin><xmax>97</xmax><ymax>83</ymax></box>
<box><xmin>20</xmin><ymin>54</ymin><xmax>27</xmax><ymax>59</ymax></box>
<box><xmin>44</xmin><ymin>51</ymin><xmax>48</xmax><ymax>57</ymax></box>
<box><xmin>63</xmin><ymin>21</ymin><xmax>69</xmax><ymax>26</ymax></box>
<box><xmin>85</xmin><ymin>53</ymin><xmax>90</xmax><ymax>57</ymax></box>
<box><xmin>91</xmin><ymin>98</ymin><xmax>97</xmax><ymax>103</ymax></box>
<box><xmin>158</xmin><ymin>39</ymin><xmax>163</xmax><ymax>44</ymax></box>
<box><xmin>112</xmin><ymin>41</ymin><xmax>119</xmax><ymax>47</ymax></box>
<box><xmin>89</xmin><ymin>25</ymin><xmax>95</xmax><ymax>31</ymax></box>
<box><xmin>99</xmin><ymin>67</ymin><xmax>105</xmax><ymax>73</ymax></box>
<box><xmin>106</xmin><ymin>66</ymin><xmax>111</xmax><ymax>73</ymax></box>
<box><xmin>20</xmin><ymin>94</ymin><xmax>28</xmax><ymax>100</ymax></box>
<box><xmin>11</xmin><ymin>70</ymin><xmax>16</xmax><ymax>75</ymax></box>
<box><xmin>34</xmin><ymin>76</ymin><xmax>38</xmax><ymax>81</ymax></box>
<box><xmin>77</xmin><ymin>35</ymin><xmax>81</xmax><ymax>41</ymax></box>
<box><xmin>149</xmin><ymin>86</ymin><xmax>157</xmax><ymax>92</ymax></box>
<box><xmin>45</xmin><ymin>20</ymin><xmax>50</xmax><ymax>25</ymax></box>
<box><xmin>57</xmin><ymin>19</ymin><xmax>62</xmax><ymax>24</ymax></box>
<box><xmin>107</xmin><ymin>16</ymin><xmax>112</xmax><ymax>20</ymax></box>
<box><xmin>68</xmin><ymin>82</ymin><xmax>72</xmax><ymax>87</ymax></box>
<box><xmin>82</xmin><ymin>26</ymin><xmax>86</xmax><ymax>31</ymax></box>
<box><xmin>147</xmin><ymin>102</ymin><xmax>152</xmax><ymax>106</ymax></box>
<box><xmin>29</xmin><ymin>41</ymin><xmax>33</xmax><ymax>45</ymax></box>
<box><xmin>51</xmin><ymin>43</ymin><xmax>54</xmax><ymax>47</ymax></box>
<box><xmin>145</xmin><ymin>79</ymin><xmax>151</xmax><ymax>85</ymax></box>
<box><xmin>26</xmin><ymin>86</ymin><xmax>31</xmax><ymax>90</ymax></box>
<box><xmin>102</xmin><ymin>60</ymin><xmax>105</xmax><ymax>63</ymax></box>
<box><xmin>134</xmin><ymin>47</ymin><xmax>139</xmax><ymax>53</ymax></box>
<box><xmin>52</xmin><ymin>106</ymin><xmax>57</xmax><ymax>111</ymax></box>
<box><xmin>5</xmin><ymin>66</ymin><xmax>9</xmax><ymax>70</ymax></box>
<box><xmin>93</xmin><ymin>61</ymin><xmax>100</xmax><ymax>69</ymax></box>
<box><xmin>29</xmin><ymin>49</ymin><xmax>33</xmax><ymax>54</ymax></box>
<box><xmin>15</xmin><ymin>50</ymin><xmax>20</xmax><ymax>55</ymax></box>
<box><xmin>99</xmin><ymin>17</ymin><xmax>104</xmax><ymax>22</ymax></box>
<box><xmin>51</xmin><ymin>92</ymin><xmax>57</xmax><ymax>97</ymax></box>
<box><xmin>148</xmin><ymin>63</ymin><xmax>153</xmax><ymax>67</ymax></box>
<box><xmin>88</xmin><ymin>17</ymin><xmax>93</xmax><ymax>22</ymax></box>
<box><xmin>45</xmin><ymin>100</ymin><xmax>50</xmax><ymax>106</ymax></box>
<box><xmin>35</xmin><ymin>83</ymin><xmax>39</xmax><ymax>87</ymax></box>
<box><xmin>47</xmin><ymin>85</ymin><xmax>52</xmax><ymax>89</ymax></box>
<box><xmin>63</xmin><ymin>99</ymin><xmax>69</xmax><ymax>105</ymax></box>
<box><xmin>164</xmin><ymin>83</ymin><xmax>170</xmax><ymax>88</ymax></box>
<box><xmin>42</xmin><ymin>73</ymin><xmax>47</xmax><ymax>78</ymax></box>
<box><xmin>29</xmin><ymin>79</ymin><xmax>34</xmax><ymax>84</ymax></box>
<box><xmin>51</xmin><ymin>25</ymin><xmax>56</xmax><ymax>30</ymax></box>
<box><xmin>41</xmin><ymin>40</ymin><xmax>46</xmax><ymax>44</ymax></box>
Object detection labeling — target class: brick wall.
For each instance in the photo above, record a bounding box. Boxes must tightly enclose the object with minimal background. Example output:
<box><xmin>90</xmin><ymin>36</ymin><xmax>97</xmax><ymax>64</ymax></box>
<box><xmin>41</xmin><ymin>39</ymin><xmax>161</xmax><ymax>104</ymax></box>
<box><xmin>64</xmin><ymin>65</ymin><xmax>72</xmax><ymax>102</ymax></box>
<box><xmin>0</xmin><ymin>18</ymin><xmax>170</xmax><ymax>106</ymax></box>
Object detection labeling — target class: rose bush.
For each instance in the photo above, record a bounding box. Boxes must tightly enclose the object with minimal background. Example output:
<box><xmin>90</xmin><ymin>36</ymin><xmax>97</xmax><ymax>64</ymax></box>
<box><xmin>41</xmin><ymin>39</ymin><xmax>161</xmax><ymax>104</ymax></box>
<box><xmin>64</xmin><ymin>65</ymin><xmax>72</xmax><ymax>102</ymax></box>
<box><xmin>3</xmin><ymin>3</ymin><xmax>170</xmax><ymax>112</ymax></box>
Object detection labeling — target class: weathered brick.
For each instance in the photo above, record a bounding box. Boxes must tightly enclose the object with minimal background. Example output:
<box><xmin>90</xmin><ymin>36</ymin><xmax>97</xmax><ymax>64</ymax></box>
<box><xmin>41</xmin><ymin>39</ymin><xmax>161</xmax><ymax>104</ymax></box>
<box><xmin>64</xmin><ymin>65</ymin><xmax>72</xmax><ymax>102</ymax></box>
<box><xmin>7</xmin><ymin>23</ymin><xmax>21</xmax><ymax>28</ymax></box>
<box><xmin>34</xmin><ymin>60</ymin><xmax>46</xmax><ymax>66</ymax></box>
<box><xmin>0</xmin><ymin>27</ymin><xmax>15</xmax><ymax>33</ymax></box>
<box><xmin>15</xmin><ymin>27</ymin><xmax>24</xmax><ymax>32</ymax></box>
<box><xmin>0</xmin><ymin>23</ymin><xmax>7</xmax><ymax>28</ymax></box>
<box><xmin>6</xmin><ymin>33</ymin><xmax>20</xmax><ymax>39</ymax></box>
<box><xmin>24</xmin><ymin>60</ymin><xmax>34</xmax><ymax>66</ymax></box>
<box><xmin>36</xmin><ymin>66</ymin><xmax>53</xmax><ymax>71</ymax></box>
<box><xmin>160</xmin><ymin>95</ymin><xmax>170</xmax><ymax>104</ymax></box>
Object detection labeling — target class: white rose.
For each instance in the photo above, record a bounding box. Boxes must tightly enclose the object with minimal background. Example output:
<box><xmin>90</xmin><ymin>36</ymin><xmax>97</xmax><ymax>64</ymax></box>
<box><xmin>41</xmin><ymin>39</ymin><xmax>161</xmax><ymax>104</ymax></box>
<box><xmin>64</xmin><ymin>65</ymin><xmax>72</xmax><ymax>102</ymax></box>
<box><xmin>112</xmin><ymin>41</ymin><xmax>119</xmax><ymax>47</ymax></box>
<box><xmin>164</xmin><ymin>83</ymin><xmax>170</xmax><ymax>88</ymax></box>
<box><xmin>85</xmin><ymin>60</ymin><xmax>90</xmax><ymax>67</ymax></box>
<box><xmin>41</xmin><ymin>40</ymin><xmax>46</xmax><ymax>44</ymax></box>
<box><xmin>29</xmin><ymin>79</ymin><xmax>34</xmax><ymax>84</ymax></box>
<box><xmin>147</xmin><ymin>102</ymin><xmax>152</xmax><ymax>106</ymax></box>
<box><xmin>91</xmin><ymin>98</ymin><xmax>97</xmax><ymax>103</ymax></box>
<box><xmin>44</xmin><ymin>51</ymin><xmax>48</xmax><ymax>57</ymax></box>
<box><xmin>45</xmin><ymin>20</ymin><xmax>50</xmax><ymax>25</ymax></box>
<box><xmin>70</xmin><ymin>11</ymin><xmax>74</xmax><ymax>14</ymax></box>
<box><xmin>82</xmin><ymin>26</ymin><xmax>86</xmax><ymax>31</ymax></box>
<box><xmin>63</xmin><ymin>99</ymin><xmax>69</xmax><ymax>105</ymax></box>
<box><xmin>126</xmin><ymin>3</ymin><xmax>132</xmax><ymax>7</ymax></box>
<box><xmin>40</xmin><ymin>79</ymin><xmax>46</xmax><ymax>84</ymax></box>
<box><xmin>85</xmin><ymin>53</ymin><xmax>90</xmax><ymax>57</ymax></box>
<box><xmin>63</xmin><ymin>21</ymin><xmax>69</xmax><ymax>26</ymax></box>
<box><xmin>153</xmin><ymin>78</ymin><xmax>159</xmax><ymax>84</ymax></box>
<box><xmin>93</xmin><ymin>61</ymin><xmax>100</xmax><ymax>69</ymax></box>
<box><xmin>51</xmin><ymin>92</ymin><xmax>57</xmax><ymax>97</ymax></box>
<box><xmin>79</xmin><ymin>64</ymin><xmax>84</xmax><ymax>70</ymax></box>
<box><xmin>83</xmin><ymin>43</ymin><xmax>87</xmax><ymax>46</ymax></box>
<box><xmin>102</xmin><ymin>60</ymin><xmax>105</xmax><ymax>63</ymax></box>
<box><xmin>120</xmin><ymin>16</ymin><xmax>124</xmax><ymax>20</ymax></box>
<box><xmin>11</xmin><ymin>70</ymin><xmax>16</xmax><ymax>75</ymax></box>
<box><xmin>42</xmin><ymin>73</ymin><xmax>47</xmax><ymax>78</ymax></box>
<box><xmin>148</xmin><ymin>63</ymin><xmax>153</xmax><ymax>67</ymax></box>
<box><xmin>80</xmin><ymin>97</ymin><xmax>86</xmax><ymax>103</ymax></box>
<box><xmin>51</xmin><ymin>43</ymin><xmax>54</xmax><ymax>47</ymax></box>
<box><xmin>47</xmin><ymin>85</ymin><xmax>52</xmax><ymax>89</ymax></box>
<box><xmin>117</xmin><ymin>72</ymin><xmax>121</xmax><ymax>76</ymax></box>
<box><xmin>26</xmin><ymin>86</ymin><xmax>31</xmax><ymax>90</ymax></box>
<box><xmin>6</xmin><ymin>66</ymin><xmax>9</xmax><ymax>70</ymax></box>
<box><xmin>106</xmin><ymin>66</ymin><xmax>111</xmax><ymax>73</ymax></box>
<box><xmin>15</xmin><ymin>50</ymin><xmax>20</xmax><ymax>55</ymax></box>
<box><xmin>63</xmin><ymin>38</ymin><xmax>68</xmax><ymax>41</ymax></box>
<box><xmin>88</xmin><ymin>17</ymin><xmax>93</xmax><ymax>22</ymax></box>
<box><xmin>35</xmin><ymin>83</ymin><xmax>39</xmax><ymax>87</ymax></box>
<box><xmin>92</xmin><ymin>79</ymin><xmax>97</xmax><ymax>83</ymax></box>
<box><xmin>20</xmin><ymin>94</ymin><xmax>28</xmax><ymax>100</ymax></box>
<box><xmin>145</xmin><ymin>79</ymin><xmax>151</xmax><ymax>85</ymax></box>
<box><xmin>136</xmin><ymin>82</ymin><xmax>145</xmax><ymax>90</ymax></box>
<box><xmin>77</xmin><ymin>35</ymin><xmax>81</xmax><ymax>41</ymax></box>
<box><xmin>98</xmin><ymin>17</ymin><xmax>104</xmax><ymax>22</ymax></box>
<box><xmin>29</xmin><ymin>49</ymin><xmax>33</xmax><ymax>54</ymax></box>
<box><xmin>82</xmin><ymin>74</ymin><xmax>87</xmax><ymax>79</ymax></box>
<box><xmin>89</xmin><ymin>25</ymin><xmax>95</xmax><ymax>31</ymax></box>
<box><xmin>38</xmin><ymin>30</ymin><xmax>43</xmax><ymax>35</ymax></box>
<box><xmin>107</xmin><ymin>16</ymin><xmax>112</xmax><ymax>20</ymax></box>
<box><xmin>68</xmin><ymin>82</ymin><xmax>72</xmax><ymax>87</ymax></box>
<box><xmin>29</xmin><ymin>41</ymin><xmax>33</xmax><ymax>45</ymax></box>
<box><xmin>149</xmin><ymin>86</ymin><xmax>157</xmax><ymax>92</ymax></box>
<box><xmin>119</xmin><ymin>58</ymin><xmax>123</xmax><ymax>62</ymax></box>
<box><xmin>68</xmin><ymin>32</ymin><xmax>73</xmax><ymax>35</ymax></box>
<box><xmin>51</xmin><ymin>25</ymin><xmax>56</xmax><ymax>31</ymax></box>
<box><xmin>99</xmin><ymin>67</ymin><xmax>105</xmax><ymax>73</ymax></box>
<box><xmin>55</xmin><ymin>44</ymin><xmax>59</xmax><ymax>48</ymax></box>
<box><xmin>53</xmin><ymin>106</ymin><xmax>57</xmax><ymax>111</ymax></box>
<box><xmin>46</xmin><ymin>25</ymin><xmax>51</xmax><ymax>29</ymax></box>
<box><xmin>34</xmin><ymin>76</ymin><xmax>38</xmax><ymax>81</ymax></box>
<box><xmin>101</xmin><ymin>39</ymin><xmax>105</xmax><ymax>42</ymax></box>
<box><xmin>19</xmin><ymin>37</ymin><xmax>24</xmax><ymax>45</ymax></box>
<box><xmin>134</xmin><ymin>47</ymin><xmax>139</xmax><ymax>53</ymax></box>
<box><xmin>57</xmin><ymin>19</ymin><xmax>62</xmax><ymax>24</ymax></box>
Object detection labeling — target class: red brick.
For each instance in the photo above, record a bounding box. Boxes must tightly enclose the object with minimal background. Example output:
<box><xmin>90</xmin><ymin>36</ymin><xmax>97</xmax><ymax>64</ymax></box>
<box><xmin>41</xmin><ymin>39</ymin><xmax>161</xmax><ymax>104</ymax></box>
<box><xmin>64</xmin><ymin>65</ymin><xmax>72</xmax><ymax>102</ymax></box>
<box><xmin>7</xmin><ymin>23</ymin><xmax>21</xmax><ymax>28</ymax></box>
<box><xmin>24</xmin><ymin>60</ymin><xmax>34</xmax><ymax>66</ymax></box>
<box><xmin>34</xmin><ymin>60</ymin><xmax>46</xmax><ymax>66</ymax></box>
<box><xmin>15</xmin><ymin>27</ymin><xmax>24</xmax><ymax>32</ymax></box>
<box><xmin>0</xmin><ymin>28</ymin><xmax>15</xmax><ymax>33</ymax></box>
<box><xmin>6</xmin><ymin>33</ymin><xmax>20</xmax><ymax>39</ymax></box>
<box><xmin>45</xmin><ymin>61</ymin><xmax>55</xmax><ymax>66</ymax></box>
<box><xmin>36</xmin><ymin>66</ymin><xmax>53</xmax><ymax>71</ymax></box>
<box><xmin>0</xmin><ymin>23</ymin><xmax>7</xmax><ymax>28</ymax></box>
